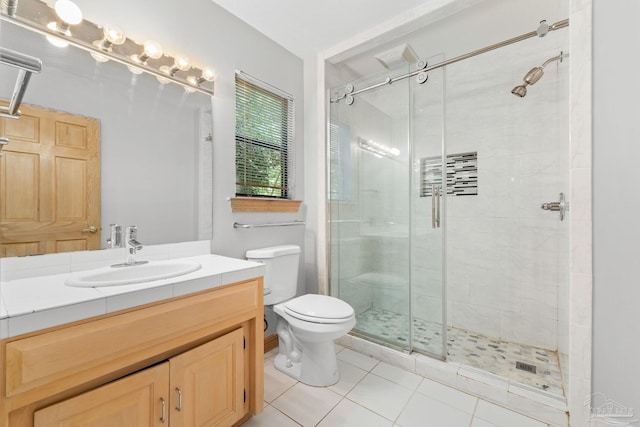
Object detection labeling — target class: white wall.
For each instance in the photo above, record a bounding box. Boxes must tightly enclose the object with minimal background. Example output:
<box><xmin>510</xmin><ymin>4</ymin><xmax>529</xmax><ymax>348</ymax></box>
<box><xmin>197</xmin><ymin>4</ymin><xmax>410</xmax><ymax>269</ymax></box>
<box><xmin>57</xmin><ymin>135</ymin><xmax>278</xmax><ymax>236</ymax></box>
<box><xmin>592</xmin><ymin>0</ymin><xmax>640</xmax><ymax>415</ymax></box>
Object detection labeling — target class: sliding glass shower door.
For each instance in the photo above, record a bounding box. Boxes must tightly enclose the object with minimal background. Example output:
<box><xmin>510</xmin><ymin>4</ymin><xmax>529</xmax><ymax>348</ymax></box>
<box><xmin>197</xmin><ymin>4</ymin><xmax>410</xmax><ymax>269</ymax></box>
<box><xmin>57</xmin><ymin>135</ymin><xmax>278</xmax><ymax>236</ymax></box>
<box><xmin>328</xmin><ymin>58</ymin><xmax>446</xmax><ymax>358</ymax></box>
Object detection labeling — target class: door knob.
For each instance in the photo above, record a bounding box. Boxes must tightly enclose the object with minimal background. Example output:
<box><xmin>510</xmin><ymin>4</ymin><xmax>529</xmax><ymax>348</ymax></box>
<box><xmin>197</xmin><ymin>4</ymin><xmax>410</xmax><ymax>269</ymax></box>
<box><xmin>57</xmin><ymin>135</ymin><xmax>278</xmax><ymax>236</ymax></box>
<box><xmin>0</xmin><ymin>137</ymin><xmax>8</xmax><ymax>156</ymax></box>
<box><xmin>83</xmin><ymin>225</ymin><xmax>98</xmax><ymax>233</ymax></box>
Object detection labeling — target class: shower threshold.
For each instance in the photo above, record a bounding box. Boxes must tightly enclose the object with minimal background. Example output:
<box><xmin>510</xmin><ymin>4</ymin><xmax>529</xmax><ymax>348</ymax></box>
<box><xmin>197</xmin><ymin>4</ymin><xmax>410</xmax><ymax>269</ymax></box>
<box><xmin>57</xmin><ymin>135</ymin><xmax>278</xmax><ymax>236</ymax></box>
<box><xmin>354</xmin><ymin>307</ymin><xmax>564</xmax><ymax>398</ymax></box>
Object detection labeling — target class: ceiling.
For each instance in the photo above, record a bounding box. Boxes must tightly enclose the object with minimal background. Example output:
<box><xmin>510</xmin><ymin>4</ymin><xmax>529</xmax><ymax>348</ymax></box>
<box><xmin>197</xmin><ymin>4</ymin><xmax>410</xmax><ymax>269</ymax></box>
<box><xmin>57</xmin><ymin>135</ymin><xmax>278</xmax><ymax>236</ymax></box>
<box><xmin>210</xmin><ymin>0</ymin><xmax>435</xmax><ymax>58</ymax></box>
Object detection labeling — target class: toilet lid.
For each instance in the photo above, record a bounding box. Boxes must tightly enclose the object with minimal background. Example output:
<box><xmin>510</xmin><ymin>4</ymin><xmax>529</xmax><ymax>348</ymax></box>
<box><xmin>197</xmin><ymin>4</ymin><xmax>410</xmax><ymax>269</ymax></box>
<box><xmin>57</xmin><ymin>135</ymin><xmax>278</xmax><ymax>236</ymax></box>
<box><xmin>284</xmin><ymin>294</ymin><xmax>354</xmax><ymax>322</ymax></box>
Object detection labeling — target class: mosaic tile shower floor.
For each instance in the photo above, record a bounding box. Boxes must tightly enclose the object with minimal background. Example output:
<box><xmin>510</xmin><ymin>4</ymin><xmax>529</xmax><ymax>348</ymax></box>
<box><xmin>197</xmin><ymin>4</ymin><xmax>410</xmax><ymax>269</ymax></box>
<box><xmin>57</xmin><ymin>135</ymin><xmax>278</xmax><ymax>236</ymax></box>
<box><xmin>354</xmin><ymin>307</ymin><xmax>564</xmax><ymax>397</ymax></box>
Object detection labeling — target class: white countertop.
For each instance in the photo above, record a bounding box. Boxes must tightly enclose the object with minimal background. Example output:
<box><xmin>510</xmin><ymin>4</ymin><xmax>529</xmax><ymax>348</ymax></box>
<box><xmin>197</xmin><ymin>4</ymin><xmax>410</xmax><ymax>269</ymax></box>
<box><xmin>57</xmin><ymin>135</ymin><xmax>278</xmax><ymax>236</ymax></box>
<box><xmin>0</xmin><ymin>254</ymin><xmax>264</xmax><ymax>338</ymax></box>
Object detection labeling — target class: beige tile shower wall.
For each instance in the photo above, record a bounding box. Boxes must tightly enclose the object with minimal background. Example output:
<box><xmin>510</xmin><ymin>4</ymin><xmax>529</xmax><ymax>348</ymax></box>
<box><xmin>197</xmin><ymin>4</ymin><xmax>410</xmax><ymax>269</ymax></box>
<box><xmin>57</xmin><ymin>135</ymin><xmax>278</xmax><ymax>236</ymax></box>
<box><xmin>442</xmin><ymin>33</ymin><xmax>571</xmax><ymax>351</ymax></box>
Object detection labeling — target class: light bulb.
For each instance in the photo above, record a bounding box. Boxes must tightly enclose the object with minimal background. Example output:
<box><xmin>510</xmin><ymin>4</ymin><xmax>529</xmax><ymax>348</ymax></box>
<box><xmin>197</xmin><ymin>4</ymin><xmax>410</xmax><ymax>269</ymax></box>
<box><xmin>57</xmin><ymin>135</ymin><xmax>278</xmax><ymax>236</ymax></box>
<box><xmin>91</xmin><ymin>26</ymin><xmax>125</xmax><ymax>60</ymax></box>
<box><xmin>127</xmin><ymin>65</ymin><xmax>144</xmax><ymax>75</ymax></box>
<box><xmin>131</xmin><ymin>40</ymin><xmax>163</xmax><ymax>65</ymax></box>
<box><xmin>201</xmin><ymin>68</ymin><xmax>216</xmax><ymax>82</ymax></box>
<box><xmin>54</xmin><ymin>0</ymin><xmax>82</xmax><ymax>25</ymax></box>
<box><xmin>46</xmin><ymin>0</ymin><xmax>82</xmax><ymax>47</ymax></box>
<box><xmin>189</xmin><ymin>68</ymin><xmax>216</xmax><ymax>87</ymax></box>
<box><xmin>160</xmin><ymin>56</ymin><xmax>190</xmax><ymax>76</ymax></box>
<box><xmin>90</xmin><ymin>52</ymin><xmax>109</xmax><ymax>62</ymax></box>
<box><xmin>143</xmin><ymin>40</ymin><xmax>163</xmax><ymax>59</ymax></box>
<box><xmin>104</xmin><ymin>26</ymin><xmax>125</xmax><ymax>45</ymax></box>
<box><xmin>45</xmin><ymin>31</ymin><xmax>69</xmax><ymax>48</ymax></box>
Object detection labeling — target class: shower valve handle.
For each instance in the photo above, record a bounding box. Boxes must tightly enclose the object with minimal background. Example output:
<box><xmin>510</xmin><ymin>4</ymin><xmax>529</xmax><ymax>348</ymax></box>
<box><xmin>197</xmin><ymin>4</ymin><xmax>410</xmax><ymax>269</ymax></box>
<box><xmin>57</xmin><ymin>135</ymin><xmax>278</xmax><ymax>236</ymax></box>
<box><xmin>541</xmin><ymin>193</ymin><xmax>568</xmax><ymax>221</ymax></box>
<box><xmin>540</xmin><ymin>202</ymin><xmax>560</xmax><ymax>211</ymax></box>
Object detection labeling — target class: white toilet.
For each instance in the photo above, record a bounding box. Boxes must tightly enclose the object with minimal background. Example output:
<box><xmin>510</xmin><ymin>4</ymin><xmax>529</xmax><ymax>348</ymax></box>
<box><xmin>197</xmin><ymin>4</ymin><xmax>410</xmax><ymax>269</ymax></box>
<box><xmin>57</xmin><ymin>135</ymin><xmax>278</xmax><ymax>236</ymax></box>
<box><xmin>246</xmin><ymin>245</ymin><xmax>356</xmax><ymax>387</ymax></box>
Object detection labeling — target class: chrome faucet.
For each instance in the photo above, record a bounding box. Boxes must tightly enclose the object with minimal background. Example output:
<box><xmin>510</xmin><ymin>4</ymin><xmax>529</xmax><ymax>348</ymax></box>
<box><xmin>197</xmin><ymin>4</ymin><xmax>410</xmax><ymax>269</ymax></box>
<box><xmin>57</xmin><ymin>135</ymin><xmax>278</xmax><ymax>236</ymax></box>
<box><xmin>106</xmin><ymin>224</ymin><xmax>122</xmax><ymax>248</ymax></box>
<box><xmin>124</xmin><ymin>225</ymin><xmax>147</xmax><ymax>265</ymax></box>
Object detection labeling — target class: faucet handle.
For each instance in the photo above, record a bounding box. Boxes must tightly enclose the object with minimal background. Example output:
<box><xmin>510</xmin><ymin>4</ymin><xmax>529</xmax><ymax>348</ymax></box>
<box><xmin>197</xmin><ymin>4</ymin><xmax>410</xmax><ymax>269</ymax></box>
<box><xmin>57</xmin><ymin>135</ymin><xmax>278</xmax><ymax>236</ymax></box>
<box><xmin>126</xmin><ymin>225</ymin><xmax>137</xmax><ymax>238</ymax></box>
<box><xmin>107</xmin><ymin>224</ymin><xmax>122</xmax><ymax>248</ymax></box>
<box><xmin>126</xmin><ymin>226</ymin><xmax>143</xmax><ymax>250</ymax></box>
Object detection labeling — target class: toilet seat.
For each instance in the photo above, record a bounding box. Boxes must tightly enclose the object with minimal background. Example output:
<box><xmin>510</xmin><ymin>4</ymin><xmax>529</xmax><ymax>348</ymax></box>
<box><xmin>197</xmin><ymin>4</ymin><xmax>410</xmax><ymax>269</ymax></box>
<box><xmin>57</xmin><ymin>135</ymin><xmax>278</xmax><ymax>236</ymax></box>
<box><xmin>283</xmin><ymin>294</ymin><xmax>354</xmax><ymax>324</ymax></box>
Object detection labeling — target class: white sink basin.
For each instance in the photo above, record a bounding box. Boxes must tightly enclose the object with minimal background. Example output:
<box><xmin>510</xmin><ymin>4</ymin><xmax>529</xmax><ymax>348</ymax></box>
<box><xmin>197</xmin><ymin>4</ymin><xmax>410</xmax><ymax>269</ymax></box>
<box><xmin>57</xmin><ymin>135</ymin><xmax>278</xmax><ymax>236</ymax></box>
<box><xmin>65</xmin><ymin>260</ymin><xmax>202</xmax><ymax>287</ymax></box>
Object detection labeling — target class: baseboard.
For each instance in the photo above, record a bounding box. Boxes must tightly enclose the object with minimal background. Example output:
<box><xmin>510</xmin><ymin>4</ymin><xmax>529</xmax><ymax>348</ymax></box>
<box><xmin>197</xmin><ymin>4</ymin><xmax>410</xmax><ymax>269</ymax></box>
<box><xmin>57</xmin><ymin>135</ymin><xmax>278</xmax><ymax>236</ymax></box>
<box><xmin>264</xmin><ymin>334</ymin><xmax>279</xmax><ymax>353</ymax></box>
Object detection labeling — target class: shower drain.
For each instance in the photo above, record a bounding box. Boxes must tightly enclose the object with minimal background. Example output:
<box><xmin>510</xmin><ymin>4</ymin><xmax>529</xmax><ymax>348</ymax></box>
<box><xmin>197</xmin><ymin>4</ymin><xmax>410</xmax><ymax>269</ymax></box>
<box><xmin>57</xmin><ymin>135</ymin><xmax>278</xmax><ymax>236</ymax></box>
<box><xmin>516</xmin><ymin>361</ymin><xmax>537</xmax><ymax>374</ymax></box>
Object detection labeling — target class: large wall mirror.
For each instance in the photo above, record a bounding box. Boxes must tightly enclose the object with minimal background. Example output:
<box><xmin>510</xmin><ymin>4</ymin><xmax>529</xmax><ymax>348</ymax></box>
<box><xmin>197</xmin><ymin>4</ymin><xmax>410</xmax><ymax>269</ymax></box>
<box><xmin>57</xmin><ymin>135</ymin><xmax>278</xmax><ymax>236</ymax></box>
<box><xmin>0</xmin><ymin>20</ymin><xmax>213</xmax><ymax>257</ymax></box>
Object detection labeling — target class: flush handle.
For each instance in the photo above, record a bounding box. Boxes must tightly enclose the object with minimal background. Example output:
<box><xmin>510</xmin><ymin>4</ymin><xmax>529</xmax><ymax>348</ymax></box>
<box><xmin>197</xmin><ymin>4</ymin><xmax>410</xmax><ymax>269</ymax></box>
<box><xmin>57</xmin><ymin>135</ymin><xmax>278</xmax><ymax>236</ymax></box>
<box><xmin>541</xmin><ymin>192</ymin><xmax>568</xmax><ymax>221</ymax></box>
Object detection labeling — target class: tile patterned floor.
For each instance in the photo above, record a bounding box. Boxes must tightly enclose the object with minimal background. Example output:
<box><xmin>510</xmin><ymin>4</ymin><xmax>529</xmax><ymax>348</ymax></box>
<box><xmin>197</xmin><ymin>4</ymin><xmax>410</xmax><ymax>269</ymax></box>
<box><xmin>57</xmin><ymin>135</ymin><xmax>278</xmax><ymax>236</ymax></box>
<box><xmin>354</xmin><ymin>307</ymin><xmax>564</xmax><ymax>397</ymax></box>
<box><xmin>245</xmin><ymin>346</ymin><xmax>556</xmax><ymax>427</ymax></box>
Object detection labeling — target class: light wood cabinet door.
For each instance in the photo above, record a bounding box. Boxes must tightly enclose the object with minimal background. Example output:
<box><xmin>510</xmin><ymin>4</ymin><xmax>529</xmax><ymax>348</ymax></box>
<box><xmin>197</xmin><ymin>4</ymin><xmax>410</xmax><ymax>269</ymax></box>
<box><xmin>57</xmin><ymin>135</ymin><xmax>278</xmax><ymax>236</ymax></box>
<box><xmin>33</xmin><ymin>362</ymin><xmax>169</xmax><ymax>427</ymax></box>
<box><xmin>170</xmin><ymin>328</ymin><xmax>245</xmax><ymax>427</ymax></box>
<box><xmin>31</xmin><ymin>329</ymin><xmax>246</xmax><ymax>427</ymax></box>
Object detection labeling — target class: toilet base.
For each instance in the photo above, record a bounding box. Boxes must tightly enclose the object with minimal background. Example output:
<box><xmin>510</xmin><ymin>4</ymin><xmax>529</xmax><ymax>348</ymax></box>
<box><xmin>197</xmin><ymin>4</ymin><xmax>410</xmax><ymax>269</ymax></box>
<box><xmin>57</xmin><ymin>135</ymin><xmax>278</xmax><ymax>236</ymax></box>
<box><xmin>274</xmin><ymin>340</ymin><xmax>340</xmax><ymax>387</ymax></box>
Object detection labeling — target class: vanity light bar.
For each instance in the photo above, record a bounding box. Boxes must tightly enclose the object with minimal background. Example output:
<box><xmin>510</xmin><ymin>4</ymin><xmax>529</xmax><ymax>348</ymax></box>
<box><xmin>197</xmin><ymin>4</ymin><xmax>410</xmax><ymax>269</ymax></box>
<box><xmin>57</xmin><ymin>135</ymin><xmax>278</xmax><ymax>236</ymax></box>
<box><xmin>0</xmin><ymin>0</ymin><xmax>215</xmax><ymax>96</ymax></box>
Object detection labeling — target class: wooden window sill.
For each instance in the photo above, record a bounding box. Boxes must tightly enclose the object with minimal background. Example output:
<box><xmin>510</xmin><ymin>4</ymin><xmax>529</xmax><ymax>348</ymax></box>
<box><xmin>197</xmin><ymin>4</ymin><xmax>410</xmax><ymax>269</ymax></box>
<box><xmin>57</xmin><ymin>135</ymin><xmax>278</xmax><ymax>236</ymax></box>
<box><xmin>230</xmin><ymin>197</ymin><xmax>302</xmax><ymax>212</ymax></box>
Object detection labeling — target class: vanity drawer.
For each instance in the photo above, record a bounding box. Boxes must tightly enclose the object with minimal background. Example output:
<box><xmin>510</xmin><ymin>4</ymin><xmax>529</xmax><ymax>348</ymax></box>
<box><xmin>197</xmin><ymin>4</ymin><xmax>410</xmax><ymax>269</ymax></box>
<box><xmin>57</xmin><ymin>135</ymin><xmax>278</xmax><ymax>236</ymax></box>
<box><xmin>4</xmin><ymin>279</ymin><xmax>261</xmax><ymax>404</ymax></box>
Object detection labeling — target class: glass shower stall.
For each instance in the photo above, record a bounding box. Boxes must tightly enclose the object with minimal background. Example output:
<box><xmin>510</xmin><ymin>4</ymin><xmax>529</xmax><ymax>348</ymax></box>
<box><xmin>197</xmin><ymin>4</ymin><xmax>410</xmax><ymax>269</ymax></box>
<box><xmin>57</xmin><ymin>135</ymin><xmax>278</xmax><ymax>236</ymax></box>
<box><xmin>327</xmin><ymin>29</ymin><xmax>569</xmax><ymax>396</ymax></box>
<box><xmin>328</xmin><ymin>56</ymin><xmax>448</xmax><ymax>359</ymax></box>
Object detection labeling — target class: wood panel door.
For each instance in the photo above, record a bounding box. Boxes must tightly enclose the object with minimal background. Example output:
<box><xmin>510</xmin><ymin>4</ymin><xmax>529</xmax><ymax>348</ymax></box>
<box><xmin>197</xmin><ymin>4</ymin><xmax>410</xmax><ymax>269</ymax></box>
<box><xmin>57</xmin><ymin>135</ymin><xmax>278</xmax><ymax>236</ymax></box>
<box><xmin>0</xmin><ymin>102</ymin><xmax>100</xmax><ymax>257</ymax></box>
<box><xmin>33</xmin><ymin>362</ymin><xmax>169</xmax><ymax>427</ymax></box>
<box><xmin>170</xmin><ymin>328</ymin><xmax>245</xmax><ymax>427</ymax></box>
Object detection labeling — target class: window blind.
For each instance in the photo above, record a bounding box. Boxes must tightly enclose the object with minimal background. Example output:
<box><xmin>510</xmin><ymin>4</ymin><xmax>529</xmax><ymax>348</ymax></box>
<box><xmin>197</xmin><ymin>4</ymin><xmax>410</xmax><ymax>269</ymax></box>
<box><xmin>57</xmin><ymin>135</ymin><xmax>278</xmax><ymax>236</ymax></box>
<box><xmin>235</xmin><ymin>70</ymin><xmax>295</xmax><ymax>199</ymax></box>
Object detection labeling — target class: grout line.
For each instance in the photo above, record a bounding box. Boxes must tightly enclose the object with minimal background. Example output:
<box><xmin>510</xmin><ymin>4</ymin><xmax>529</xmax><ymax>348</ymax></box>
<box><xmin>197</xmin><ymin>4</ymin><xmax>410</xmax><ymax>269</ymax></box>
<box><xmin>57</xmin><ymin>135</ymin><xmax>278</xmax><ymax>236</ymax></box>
<box><xmin>313</xmin><ymin>394</ymin><xmax>345</xmax><ymax>426</ymax></box>
<box><xmin>269</xmin><ymin>403</ymin><xmax>304</xmax><ymax>426</ymax></box>
<box><xmin>341</xmin><ymin>395</ymin><xmax>397</xmax><ymax>425</ymax></box>
<box><xmin>393</xmin><ymin>387</ymin><xmax>418</xmax><ymax>425</ymax></box>
<box><xmin>468</xmin><ymin>397</ymin><xmax>480</xmax><ymax>427</ymax></box>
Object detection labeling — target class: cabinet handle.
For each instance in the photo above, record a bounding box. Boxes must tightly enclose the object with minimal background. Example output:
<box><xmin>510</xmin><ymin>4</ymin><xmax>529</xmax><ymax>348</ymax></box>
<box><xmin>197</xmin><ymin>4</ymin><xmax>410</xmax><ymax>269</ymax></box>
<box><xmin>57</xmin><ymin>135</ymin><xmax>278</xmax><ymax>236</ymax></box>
<box><xmin>160</xmin><ymin>397</ymin><xmax>166</xmax><ymax>423</ymax></box>
<box><xmin>175</xmin><ymin>387</ymin><xmax>183</xmax><ymax>411</ymax></box>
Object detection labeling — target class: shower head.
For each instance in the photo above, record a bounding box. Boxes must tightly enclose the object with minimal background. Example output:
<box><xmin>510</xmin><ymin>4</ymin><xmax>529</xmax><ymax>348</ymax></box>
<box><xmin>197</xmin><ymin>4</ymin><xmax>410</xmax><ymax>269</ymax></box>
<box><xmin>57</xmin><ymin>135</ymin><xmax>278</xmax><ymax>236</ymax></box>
<box><xmin>511</xmin><ymin>51</ymin><xmax>567</xmax><ymax>98</ymax></box>
<box><xmin>511</xmin><ymin>85</ymin><xmax>527</xmax><ymax>97</ymax></box>
<box><xmin>523</xmin><ymin>66</ymin><xmax>544</xmax><ymax>85</ymax></box>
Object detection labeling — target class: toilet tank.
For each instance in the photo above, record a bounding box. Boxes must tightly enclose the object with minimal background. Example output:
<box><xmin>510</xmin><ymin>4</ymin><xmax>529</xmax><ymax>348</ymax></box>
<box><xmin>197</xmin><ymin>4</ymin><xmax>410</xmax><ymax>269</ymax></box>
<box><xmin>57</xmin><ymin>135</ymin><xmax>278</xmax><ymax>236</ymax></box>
<box><xmin>246</xmin><ymin>245</ymin><xmax>300</xmax><ymax>305</ymax></box>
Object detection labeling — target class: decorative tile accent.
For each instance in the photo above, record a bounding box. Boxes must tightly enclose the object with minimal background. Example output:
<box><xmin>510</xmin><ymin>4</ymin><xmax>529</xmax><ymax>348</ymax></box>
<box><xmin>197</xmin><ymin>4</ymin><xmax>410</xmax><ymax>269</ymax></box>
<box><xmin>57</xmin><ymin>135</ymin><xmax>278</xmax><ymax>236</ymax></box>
<box><xmin>421</xmin><ymin>151</ymin><xmax>478</xmax><ymax>196</ymax></box>
<box><xmin>354</xmin><ymin>307</ymin><xmax>564</xmax><ymax>397</ymax></box>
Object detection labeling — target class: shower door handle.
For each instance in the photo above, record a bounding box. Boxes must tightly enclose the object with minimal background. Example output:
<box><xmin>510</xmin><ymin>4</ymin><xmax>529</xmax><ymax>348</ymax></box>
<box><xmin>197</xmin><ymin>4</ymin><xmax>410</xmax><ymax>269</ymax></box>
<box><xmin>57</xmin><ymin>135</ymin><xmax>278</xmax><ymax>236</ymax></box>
<box><xmin>431</xmin><ymin>185</ymin><xmax>441</xmax><ymax>229</ymax></box>
<box><xmin>436</xmin><ymin>185</ymin><xmax>441</xmax><ymax>228</ymax></box>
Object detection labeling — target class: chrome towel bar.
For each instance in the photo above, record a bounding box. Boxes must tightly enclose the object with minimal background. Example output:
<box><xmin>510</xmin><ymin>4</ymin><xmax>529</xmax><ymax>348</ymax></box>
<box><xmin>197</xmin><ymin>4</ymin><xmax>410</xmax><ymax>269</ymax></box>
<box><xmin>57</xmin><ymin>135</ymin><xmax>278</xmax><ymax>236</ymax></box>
<box><xmin>233</xmin><ymin>220</ymin><xmax>305</xmax><ymax>229</ymax></box>
<box><xmin>0</xmin><ymin>47</ymin><xmax>42</xmax><ymax>119</ymax></box>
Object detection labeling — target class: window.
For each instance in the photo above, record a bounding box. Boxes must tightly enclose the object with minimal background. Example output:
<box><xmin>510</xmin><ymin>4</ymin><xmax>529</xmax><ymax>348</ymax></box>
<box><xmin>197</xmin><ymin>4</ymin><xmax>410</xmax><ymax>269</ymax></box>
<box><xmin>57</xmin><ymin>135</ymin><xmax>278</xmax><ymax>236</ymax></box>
<box><xmin>235</xmin><ymin>71</ymin><xmax>295</xmax><ymax>199</ymax></box>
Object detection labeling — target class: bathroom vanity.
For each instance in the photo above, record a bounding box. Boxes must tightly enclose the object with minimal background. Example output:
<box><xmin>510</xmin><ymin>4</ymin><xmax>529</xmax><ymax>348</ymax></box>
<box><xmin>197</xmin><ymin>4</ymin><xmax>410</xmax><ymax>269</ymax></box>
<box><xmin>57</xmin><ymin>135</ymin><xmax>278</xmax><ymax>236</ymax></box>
<box><xmin>0</xmin><ymin>247</ymin><xmax>265</xmax><ymax>426</ymax></box>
